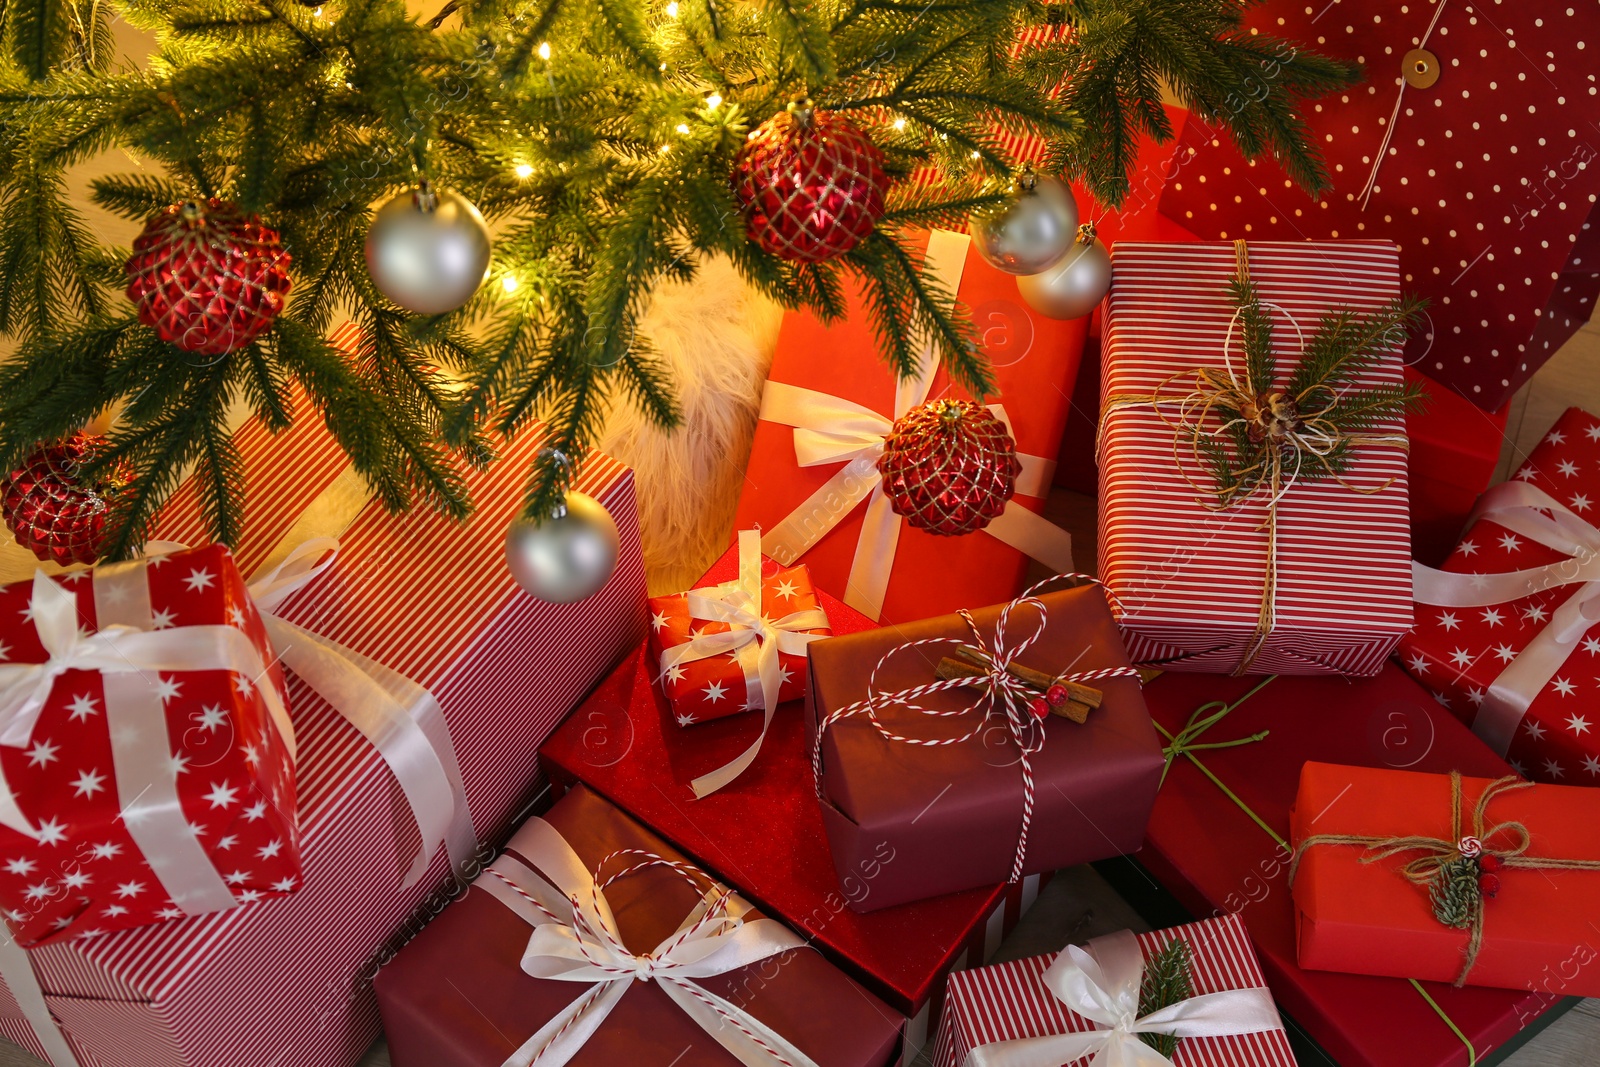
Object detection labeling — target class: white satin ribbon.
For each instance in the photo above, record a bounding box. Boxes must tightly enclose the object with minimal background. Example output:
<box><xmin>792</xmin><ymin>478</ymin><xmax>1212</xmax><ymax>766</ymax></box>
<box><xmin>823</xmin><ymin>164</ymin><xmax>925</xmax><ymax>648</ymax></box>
<box><xmin>657</xmin><ymin>530</ymin><xmax>829</xmax><ymax>798</ymax></box>
<box><xmin>476</xmin><ymin>817</ymin><xmax>818</xmax><ymax>1067</ymax></box>
<box><xmin>1413</xmin><ymin>480</ymin><xmax>1600</xmax><ymax>755</ymax></box>
<box><xmin>756</xmin><ymin>228</ymin><xmax>1074</xmax><ymax>621</ymax></box>
<box><xmin>966</xmin><ymin>929</ymin><xmax>1283</xmax><ymax>1067</ymax></box>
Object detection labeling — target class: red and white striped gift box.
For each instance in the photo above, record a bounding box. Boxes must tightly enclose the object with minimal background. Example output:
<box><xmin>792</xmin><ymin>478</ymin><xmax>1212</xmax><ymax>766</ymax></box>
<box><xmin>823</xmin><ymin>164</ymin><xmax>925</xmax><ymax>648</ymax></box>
<box><xmin>932</xmin><ymin>913</ymin><xmax>1296</xmax><ymax>1067</ymax></box>
<box><xmin>0</xmin><ymin>324</ymin><xmax>648</xmax><ymax>1067</ymax></box>
<box><xmin>1099</xmin><ymin>241</ymin><xmax>1414</xmax><ymax>675</ymax></box>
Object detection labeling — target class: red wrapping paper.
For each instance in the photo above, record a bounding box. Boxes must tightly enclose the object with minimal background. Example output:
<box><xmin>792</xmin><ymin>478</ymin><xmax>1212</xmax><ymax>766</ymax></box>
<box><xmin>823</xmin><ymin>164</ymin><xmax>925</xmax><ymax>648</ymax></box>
<box><xmin>734</xmin><ymin>228</ymin><xmax>1087</xmax><ymax>625</ymax></box>
<box><xmin>0</xmin><ymin>545</ymin><xmax>298</xmax><ymax>945</ymax></box>
<box><xmin>373</xmin><ymin>783</ymin><xmax>902</xmax><ymax>1067</ymax></box>
<box><xmin>540</xmin><ymin>543</ymin><xmax>1049</xmax><ymax>1054</ymax></box>
<box><xmin>933</xmin><ymin>913</ymin><xmax>1296</xmax><ymax>1067</ymax></box>
<box><xmin>0</xmin><ymin>324</ymin><xmax>648</xmax><ymax>1067</ymax></box>
<box><xmin>1157</xmin><ymin>4</ymin><xmax>1600</xmax><ymax>411</ymax></box>
<box><xmin>1405</xmin><ymin>369</ymin><xmax>1510</xmax><ymax>566</ymax></box>
<box><xmin>1137</xmin><ymin>666</ymin><xmax>1570</xmax><ymax>1067</ymax></box>
<box><xmin>1100</xmin><ymin>240</ymin><xmax>1414</xmax><ymax>675</ymax></box>
<box><xmin>1291</xmin><ymin>762</ymin><xmax>1600</xmax><ymax>996</ymax></box>
<box><xmin>1398</xmin><ymin>406</ymin><xmax>1600</xmax><ymax>785</ymax></box>
<box><xmin>646</xmin><ymin>555</ymin><xmax>829</xmax><ymax>724</ymax></box>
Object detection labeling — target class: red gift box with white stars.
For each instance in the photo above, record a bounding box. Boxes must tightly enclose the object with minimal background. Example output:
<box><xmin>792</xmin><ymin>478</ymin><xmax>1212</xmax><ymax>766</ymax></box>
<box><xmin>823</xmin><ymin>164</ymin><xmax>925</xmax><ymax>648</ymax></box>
<box><xmin>1397</xmin><ymin>406</ymin><xmax>1600</xmax><ymax>784</ymax></box>
<box><xmin>0</xmin><ymin>544</ymin><xmax>299</xmax><ymax>946</ymax></box>
<box><xmin>646</xmin><ymin>548</ymin><xmax>830</xmax><ymax>725</ymax></box>
<box><xmin>1158</xmin><ymin>1</ymin><xmax>1600</xmax><ymax>412</ymax></box>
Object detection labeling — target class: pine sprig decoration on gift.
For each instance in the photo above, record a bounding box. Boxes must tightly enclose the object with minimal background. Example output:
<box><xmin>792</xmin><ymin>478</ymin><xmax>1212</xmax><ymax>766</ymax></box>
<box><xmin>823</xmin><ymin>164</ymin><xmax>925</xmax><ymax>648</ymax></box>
<box><xmin>1430</xmin><ymin>855</ymin><xmax>1485</xmax><ymax>931</ymax></box>
<box><xmin>1136</xmin><ymin>936</ymin><xmax>1195</xmax><ymax>1058</ymax></box>
<box><xmin>0</xmin><ymin>0</ymin><xmax>1358</xmax><ymax>556</ymax></box>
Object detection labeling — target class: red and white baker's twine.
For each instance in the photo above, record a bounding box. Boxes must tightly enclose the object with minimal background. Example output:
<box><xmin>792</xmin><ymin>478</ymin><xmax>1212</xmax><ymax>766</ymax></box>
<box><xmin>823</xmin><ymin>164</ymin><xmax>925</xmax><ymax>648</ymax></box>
<box><xmin>813</xmin><ymin>575</ymin><xmax>1142</xmax><ymax>883</ymax></box>
<box><xmin>489</xmin><ymin>848</ymin><xmax>800</xmax><ymax>1067</ymax></box>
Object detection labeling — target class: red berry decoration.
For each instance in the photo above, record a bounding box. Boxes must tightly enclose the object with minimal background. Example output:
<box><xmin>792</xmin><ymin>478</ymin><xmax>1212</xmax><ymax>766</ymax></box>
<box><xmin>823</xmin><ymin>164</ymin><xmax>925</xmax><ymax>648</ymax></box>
<box><xmin>1</xmin><ymin>434</ymin><xmax>132</xmax><ymax>566</ymax></box>
<box><xmin>1478</xmin><ymin>853</ymin><xmax>1504</xmax><ymax>873</ymax></box>
<box><xmin>1477</xmin><ymin>873</ymin><xmax>1501</xmax><ymax>899</ymax></box>
<box><xmin>731</xmin><ymin>102</ymin><xmax>888</xmax><ymax>262</ymax></box>
<box><xmin>1027</xmin><ymin>696</ymin><xmax>1051</xmax><ymax>721</ymax></box>
<box><xmin>124</xmin><ymin>198</ymin><xmax>292</xmax><ymax>355</ymax></box>
<box><xmin>1046</xmin><ymin>683</ymin><xmax>1070</xmax><ymax>708</ymax></box>
<box><xmin>877</xmin><ymin>399</ymin><xmax>1022</xmax><ymax>536</ymax></box>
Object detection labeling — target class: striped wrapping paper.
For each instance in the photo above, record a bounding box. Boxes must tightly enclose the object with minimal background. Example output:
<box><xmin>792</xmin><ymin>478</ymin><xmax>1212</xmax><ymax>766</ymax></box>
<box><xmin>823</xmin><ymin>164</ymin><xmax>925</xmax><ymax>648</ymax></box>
<box><xmin>0</xmin><ymin>323</ymin><xmax>649</xmax><ymax>1067</ymax></box>
<box><xmin>932</xmin><ymin>913</ymin><xmax>1296</xmax><ymax>1067</ymax></box>
<box><xmin>1098</xmin><ymin>241</ymin><xmax>1414</xmax><ymax>675</ymax></box>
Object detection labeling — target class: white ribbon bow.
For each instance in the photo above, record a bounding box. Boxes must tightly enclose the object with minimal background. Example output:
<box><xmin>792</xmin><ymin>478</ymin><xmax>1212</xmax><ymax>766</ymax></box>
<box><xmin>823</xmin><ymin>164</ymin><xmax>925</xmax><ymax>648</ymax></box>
<box><xmin>657</xmin><ymin>530</ymin><xmax>829</xmax><ymax>797</ymax></box>
<box><xmin>1413</xmin><ymin>479</ymin><xmax>1600</xmax><ymax>755</ymax></box>
<box><xmin>966</xmin><ymin>930</ymin><xmax>1284</xmax><ymax>1067</ymax></box>
<box><xmin>476</xmin><ymin>818</ymin><xmax>819</xmax><ymax>1067</ymax></box>
<box><xmin>756</xmin><ymin>228</ymin><xmax>1074</xmax><ymax>622</ymax></box>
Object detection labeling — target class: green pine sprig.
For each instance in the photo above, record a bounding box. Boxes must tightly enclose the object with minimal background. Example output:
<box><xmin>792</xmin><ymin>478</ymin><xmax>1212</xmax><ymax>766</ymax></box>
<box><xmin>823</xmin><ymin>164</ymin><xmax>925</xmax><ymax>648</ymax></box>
<box><xmin>1430</xmin><ymin>856</ymin><xmax>1483</xmax><ymax>930</ymax></box>
<box><xmin>1137</xmin><ymin>936</ymin><xmax>1194</xmax><ymax>1058</ymax></box>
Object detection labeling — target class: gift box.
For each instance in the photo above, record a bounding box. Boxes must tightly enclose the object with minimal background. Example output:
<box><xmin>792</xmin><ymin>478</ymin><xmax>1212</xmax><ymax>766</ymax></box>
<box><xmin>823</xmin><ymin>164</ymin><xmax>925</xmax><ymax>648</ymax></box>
<box><xmin>646</xmin><ymin>529</ymin><xmax>830</xmax><ymax>729</ymax></box>
<box><xmin>1406</xmin><ymin>369</ymin><xmax>1510</xmax><ymax>567</ymax></box>
<box><xmin>1157</xmin><ymin>4</ymin><xmax>1600</xmax><ymax>411</ymax></box>
<box><xmin>734</xmin><ymin>227</ymin><xmax>1085</xmax><ymax>624</ymax></box>
<box><xmin>1099</xmin><ymin>240</ymin><xmax>1414</xmax><ymax>675</ymax></box>
<box><xmin>0</xmin><ymin>326</ymin><xmax>648</xmax><ymax>1067</ymax></box>
<box><xmin>1398</xmin><ymin>406</ymin><xmax>1600</xmax><ymax>785</ymax></box>
<box><xmin>934</xmin><ymin>912</ymin><xmax>1296</xmax><ymax>1067</ymax></box>
<box><xmin>373</xmin><ymin>781</ymin><xmax>903</xmax><ymax>1067</ymax></box>
<box><xmin>541</xmin><ymin>545</ymin><xmax>1051</xmax><ymax>1058</ymax></box>
<box><xmin>1290</xmin><ymin>762</ymin><xmax>1600</xmax><ymax>996</ymax></box>
<box><xmin>809</xmin><ymin>581</ymin><xmax>1162</xmax><ymax>912</ymax></box>
<box><xmin>0</xmin><ymin>544</ymin><xmax>299</xmax><ymax>946</ymax></box>
<box><xmin>1133</xmin><ymin>665</ymin><xmax>1574</xmax><ymax>1067</ymax></box>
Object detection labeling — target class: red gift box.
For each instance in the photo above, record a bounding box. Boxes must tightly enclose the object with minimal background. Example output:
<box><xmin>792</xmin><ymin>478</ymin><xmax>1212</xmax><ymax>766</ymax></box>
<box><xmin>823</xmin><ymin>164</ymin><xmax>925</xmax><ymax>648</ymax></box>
<box><xmin>1136</xmin><ymin>666</ymin><xmax>1571</xmax><ymax>1067</ymax></box>
<box><xmin>540</xmin><ymin>543</ymin><xmax>1050</xmax><ymax>1058</ymax></box>
<box><xmin>0</xmin><ymin>326</ymin><xmax>648</xmax><ymax>1067</ymax></box>
<box><xmin>646</xmin><ymin>530</ymin><xmax>830</xmax><ymax>728</ymax></box>
<box><xmin>1406</xmin><ymin>368</ymin><xmax>1510</xmax><ymax>567</ymax></box>
<box><xmin>934</xmin><ymin>913</ymin><xmax>1296</xmax><ymax>1067</ymax></box>
<box><xmin>1100</xmin><ymin>240</ymin><xmax>1414</xmax><ymax>674</ymax></box>
<box><xmin>735</xmin><ymin>228</ymin><xmax>1085</xmax><ymax>624</ymax></box>
<box><xmin>374</xmin><ymin>783</ymin><xmax>902</xmax><ymax>1067</ymax></box>
<box><xmin>1157</xmin><ymin>4</ymin><xmax>1600</xmax><ymax>412</ymax></box>
<box><xmin>0</xmin><ymin>545</ymin><xmax>299</xmax><ymax>946</ymax></box>
<box><xmin>1399</xmin><ymin>406</ymin><xmax>1600</xmax><ymax>784</ymax></box>
<box><xmin>1290</xmin><ymin>762</ymin><xmax>1600</xmax><ymax>996</ymax></box>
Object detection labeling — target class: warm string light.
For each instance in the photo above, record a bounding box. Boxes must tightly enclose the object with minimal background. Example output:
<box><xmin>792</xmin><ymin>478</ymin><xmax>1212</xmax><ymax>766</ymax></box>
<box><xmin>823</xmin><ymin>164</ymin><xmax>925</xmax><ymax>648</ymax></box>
<box><xmin>537</xmin><ymin>41</ymin><xmax>552</xmax><ymax>60</ymax></box>
<box><xmin>892</xmin><ymin>117</ymin><xmax>906</xmax><ymax>131</ymax></box>
<box><xmin>705</xmin><ymin>93</ymin><xmax>722</xmax><ymax>109</ymax></box>
<box><xmin>501</xmin><ymin>275</ymin><xmax>520</xmax><ymax>294</ymax></box>
<box><xmin>666</xmin><ymin>1</ymin><xmax>680</xmax><ymax>15</ymax></box>
<box><xmin>514</xmin><ymin>163</ymin><xmax>533</xmax><ymax>178</ymax></box>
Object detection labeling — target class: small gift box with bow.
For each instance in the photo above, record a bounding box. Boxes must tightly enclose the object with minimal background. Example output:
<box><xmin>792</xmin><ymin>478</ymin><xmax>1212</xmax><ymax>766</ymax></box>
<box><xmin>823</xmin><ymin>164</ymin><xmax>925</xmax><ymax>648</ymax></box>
<box><xmin>934</xmin><ymin>912</ymin><xmax>1295</xmax><ymax>1067</ymax></box>
<box><xmin>373</xmin><ymin>782</ymin><xmax>903</xmax><ymax>1067</ymax></box>
<box><xmin>809</xmin><ymin>578</ymin><xmax>1163</xmax><ymax>912</ymax></box>
<box><xmin>1100</xmin><ymin>240</ymin><xmax>1416</xmax><ymax>676</ymax></box>
<box><xmin>647</xmin><ymin>530</ymin><xmax>830</xmax><ymax>785</ymax></box>
<box><xmin>1398</xmin><ymin>406</ymin><xmax>1600</xmax><ymax>785</ymax></box>
<box><xmin>1290</xmin><ymin>762</ymin><xmax>1600</xmax><ymax>996</ymax></box>
<box><xmin>0</xmin><ymin>544</ymin><xmax>300</xmax><ymax>946</ymax></box>
<box><xmin>734</xmin><ymin>227</ymin><xmax>1085</xmax><ymax>625</ymax></box>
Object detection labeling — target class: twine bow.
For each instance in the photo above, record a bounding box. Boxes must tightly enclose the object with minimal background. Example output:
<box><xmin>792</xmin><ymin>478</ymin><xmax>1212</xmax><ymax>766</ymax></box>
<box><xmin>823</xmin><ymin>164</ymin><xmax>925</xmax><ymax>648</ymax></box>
<box><xmin>1100</xmin><ymin>241</ymin><xmax>1412</xmax><ymax>674</ymax></box>
<box><xmin>475</xmin><ymin>818</ymin><xmax>818</xmax><ymax>1067</ymax></box>
<box><xmin>814</xmin><ymin>575</ymin><xmax>1141</xmax><ymax>883</ymax></box>
<box><xmin>1289</xmin><ymin>771</ymin><xmax>1600</xmax><ymax>986</ymax></box>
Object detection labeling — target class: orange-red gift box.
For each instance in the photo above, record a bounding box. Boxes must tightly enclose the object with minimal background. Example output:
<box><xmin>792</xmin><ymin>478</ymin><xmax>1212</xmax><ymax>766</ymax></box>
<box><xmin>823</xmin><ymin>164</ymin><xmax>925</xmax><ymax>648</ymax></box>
<box><xmin>1291</xmin><ymin>762</ymin><xmax>1600</xmax><ymax>996</ymax></box>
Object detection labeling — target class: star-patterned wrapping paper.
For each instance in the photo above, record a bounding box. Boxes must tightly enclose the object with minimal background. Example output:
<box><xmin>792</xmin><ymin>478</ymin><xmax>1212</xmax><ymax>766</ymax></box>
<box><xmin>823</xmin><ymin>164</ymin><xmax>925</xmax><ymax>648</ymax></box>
<box><xmin>0</xmin><ymin>544</ymin><xmax>298</xmax><ymax>947</ymax></box>
<box><xmin>1397</xmin><ymin>406</ymin><xmax>1600</xmax><ymax>784</ymax></box>
<box><xmin>646</xmin><ymin>558</ymin><xmax>830</xmax><ymax>725</ymax></box>
<box><xmin>1158</xmin><ymin>1</ymin><xmax>1600</xmax><ymax>412</ymax></box>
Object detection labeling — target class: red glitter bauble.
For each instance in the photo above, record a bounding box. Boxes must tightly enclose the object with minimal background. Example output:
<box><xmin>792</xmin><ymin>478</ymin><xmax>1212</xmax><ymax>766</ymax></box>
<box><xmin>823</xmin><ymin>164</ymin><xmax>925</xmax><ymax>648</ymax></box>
<box><xmin>124</xmin><ymin>198</ymin><xmax>292</xmax><ymax>355</ymax></box>
<box><xmin>1</xmin><ymin>434</ymin><xmax>132</xmax><ymax>566</ymax></box>
<box><xmin>877</xmin><ymin>399</ymin><xmax>1021</xmax><ymax>536</ymax></box>
<box><xmin>731</xmin><ymin>105</ymin><xmax>888</xmax><ymax>262</ymax></box>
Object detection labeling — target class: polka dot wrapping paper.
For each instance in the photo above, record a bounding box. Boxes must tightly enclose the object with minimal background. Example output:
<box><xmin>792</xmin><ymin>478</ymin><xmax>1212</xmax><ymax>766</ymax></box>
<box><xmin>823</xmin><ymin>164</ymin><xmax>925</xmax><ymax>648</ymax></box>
<box><xmin>1396</xmin><ymin>405</ymin><xmax>1600</xmax><ymax>785</ymax></box>
<box><xmin>1158</xmin><ymin>1</ymin><xmax>1600</xmax><ymax>412</ymax></box>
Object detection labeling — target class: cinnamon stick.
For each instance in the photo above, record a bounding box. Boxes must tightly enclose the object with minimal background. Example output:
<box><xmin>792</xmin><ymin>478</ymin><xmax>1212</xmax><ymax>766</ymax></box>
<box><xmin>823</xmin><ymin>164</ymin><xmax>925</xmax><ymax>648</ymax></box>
<box><xmin>934</xmin><ymin>658</ymin><xmax>1094</xmax><ymax>724</ymax></box>
<box><xmin>950</xmin><ymin>645</ymin><xmax>1103</xmax><ymax>708</ymax></box>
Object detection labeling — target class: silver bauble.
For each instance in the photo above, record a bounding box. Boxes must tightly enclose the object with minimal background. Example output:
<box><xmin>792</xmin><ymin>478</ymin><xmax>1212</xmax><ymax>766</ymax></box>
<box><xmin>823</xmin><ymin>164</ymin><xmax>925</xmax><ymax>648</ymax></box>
<box><xmin>1017</xmin><ymin>228</ymin><xmax>1112</xmax><ymax>320</ymax></box>
<box><xmin>506</xmin><ymin>492</ymin><xmax>620</xmax><ymax>604</ymax></box>
<box><xmin>365</xmin><ymin>185</ymin><xmax>492</xmax><ymax>315</ymax></box>
<box><xmin>970</xmin><ymin>174</ymin><xmax>1080</xmax><ymax>276</ymax></box>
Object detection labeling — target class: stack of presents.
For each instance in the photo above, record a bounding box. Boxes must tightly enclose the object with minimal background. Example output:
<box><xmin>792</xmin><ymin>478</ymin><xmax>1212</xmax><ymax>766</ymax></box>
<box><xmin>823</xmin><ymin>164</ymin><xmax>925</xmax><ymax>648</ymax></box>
<box><xmin>3</xmin><ymin>8</ymin><xmax>1600</xmax><ymax>1067</ymax></box>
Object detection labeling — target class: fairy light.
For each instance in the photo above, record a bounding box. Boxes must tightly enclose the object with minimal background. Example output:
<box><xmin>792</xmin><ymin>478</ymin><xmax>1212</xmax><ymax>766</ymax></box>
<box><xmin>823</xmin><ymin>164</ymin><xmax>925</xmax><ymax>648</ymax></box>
<box><xmin>970</xmin><ymin>150</ymin><xmax>981</xmax><ymax>159</ymax></box>
<box><xmin>666</xmin><ymin>1</ymin><xmax>679</xmax><ymax>15</ymax></box>
<box><xmin>892</xmin><ymin>117</ymin><xmax>906</xmax><ymax>131</ymax></box>
<box><xmin>514</xmin><ymin>163</ymin><xmax>534</xmax><ymax>179</ymax></box>
<box><xmin>675</xmin><ymin>123</ymin><xmax>691</xmax><ymax>134</ymax></box>
<box><xmin>537</xmin><ymin>41</ymin><xmax>552</xmax><ymax>60</ymax></box>
<box><xmin>501</xmin><ymin>276</ymin><xmax>520</xmax><ymax>294</ymax></box>
<box><xmin>706</xmin><ymin>93</ymin><xmax>723</xmax><ymax>109</ymax></box>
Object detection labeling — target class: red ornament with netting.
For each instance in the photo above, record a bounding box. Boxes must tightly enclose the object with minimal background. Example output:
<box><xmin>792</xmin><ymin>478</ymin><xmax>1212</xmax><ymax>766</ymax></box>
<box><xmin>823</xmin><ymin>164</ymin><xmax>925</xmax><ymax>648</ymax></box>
<box><xmin>731</xmin><ymin>103</ymin><xmax>888</xmax><ymax>263</ymax></box>
<box><xmin>124</xmin><ymin>198</ymin><xmax>293</xmax><ymax>356</ymax></box>
<box><xmin>877</xmin><ymin>399</ymin><xmax>1021</xmax><ymax>536</ymax></box>
<box><xmin>1</xmin><ymin>433</ymin><xmax>132</xmax><ymax>566</ymax></box>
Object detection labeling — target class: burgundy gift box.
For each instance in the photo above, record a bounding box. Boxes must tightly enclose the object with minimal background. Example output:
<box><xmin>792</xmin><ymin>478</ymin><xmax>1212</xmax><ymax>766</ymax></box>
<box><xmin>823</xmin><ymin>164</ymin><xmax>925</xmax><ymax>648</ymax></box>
<box><xmin>374</xmin><ymin>783</ymin><xmax>903</xmax><ymax>1067</ymax></box>
<box><xmin>808</xmin><ymin>583</ymin><xmax>1163</xmax><ymax>912</ymax></box>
